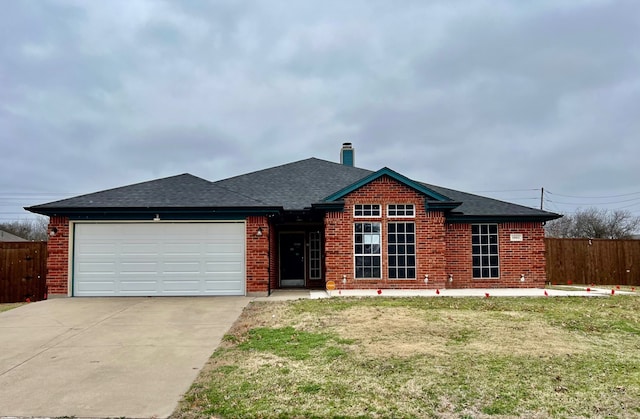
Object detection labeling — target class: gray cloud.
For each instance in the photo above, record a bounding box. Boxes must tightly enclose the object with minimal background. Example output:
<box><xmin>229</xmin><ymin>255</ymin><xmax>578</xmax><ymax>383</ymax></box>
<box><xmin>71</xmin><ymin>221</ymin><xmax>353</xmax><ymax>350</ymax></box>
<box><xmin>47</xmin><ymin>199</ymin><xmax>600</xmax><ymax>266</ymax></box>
<box><xmin>1</xmin><ymin>0</ymin><xmax>639</xmax><ymax>221</ymax></box>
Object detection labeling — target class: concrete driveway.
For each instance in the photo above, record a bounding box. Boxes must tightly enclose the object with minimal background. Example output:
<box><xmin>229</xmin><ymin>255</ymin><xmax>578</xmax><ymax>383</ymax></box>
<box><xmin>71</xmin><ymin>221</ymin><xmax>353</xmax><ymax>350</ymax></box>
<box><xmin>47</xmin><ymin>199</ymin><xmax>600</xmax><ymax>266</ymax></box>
<box><xmin>0</xmin><ymin>297</ymin><xmax>251</xmax><ymax>418</ymax></box>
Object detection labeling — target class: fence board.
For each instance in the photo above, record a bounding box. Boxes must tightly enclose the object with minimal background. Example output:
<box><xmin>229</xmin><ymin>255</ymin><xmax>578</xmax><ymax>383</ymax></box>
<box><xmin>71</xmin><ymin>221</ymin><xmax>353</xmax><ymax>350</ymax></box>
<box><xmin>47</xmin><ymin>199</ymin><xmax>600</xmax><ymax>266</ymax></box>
<box><xmin>545</xmin><ymin>238</ymin><xmax>640</xmax><ymax>286</ymax></box>
<box><xmin>0</xmin><ymin>242</ymin><xmax>47</xmax><ymax>303</ymax></box>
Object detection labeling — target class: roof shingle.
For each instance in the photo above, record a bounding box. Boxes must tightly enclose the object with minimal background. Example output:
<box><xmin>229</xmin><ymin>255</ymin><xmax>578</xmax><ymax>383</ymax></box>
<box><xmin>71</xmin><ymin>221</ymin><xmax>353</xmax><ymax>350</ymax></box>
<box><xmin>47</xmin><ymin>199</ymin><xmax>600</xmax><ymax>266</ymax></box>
<box><xmin>26</xmin><ymin>158</ymin><xmax>559</xmax><ymax>221</ymax></box>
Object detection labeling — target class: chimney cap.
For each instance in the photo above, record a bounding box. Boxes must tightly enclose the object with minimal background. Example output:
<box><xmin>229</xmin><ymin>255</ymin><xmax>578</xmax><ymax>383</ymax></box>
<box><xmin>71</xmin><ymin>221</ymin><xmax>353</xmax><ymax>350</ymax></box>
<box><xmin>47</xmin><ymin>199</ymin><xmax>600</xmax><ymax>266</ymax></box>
<box><xmin>340</xmin><ymin>142</ymin><xmax>355</xmax><ymax>166</ymax></box>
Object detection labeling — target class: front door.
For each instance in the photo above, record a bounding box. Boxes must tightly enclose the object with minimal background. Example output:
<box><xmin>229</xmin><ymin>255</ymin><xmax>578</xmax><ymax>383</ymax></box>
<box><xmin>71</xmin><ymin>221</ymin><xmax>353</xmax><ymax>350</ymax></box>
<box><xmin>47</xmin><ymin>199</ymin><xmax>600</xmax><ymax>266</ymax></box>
<box><xmin>280</xmin><ymin>232</ymin><xmax>305</xmax><ymax>287</ymax></box>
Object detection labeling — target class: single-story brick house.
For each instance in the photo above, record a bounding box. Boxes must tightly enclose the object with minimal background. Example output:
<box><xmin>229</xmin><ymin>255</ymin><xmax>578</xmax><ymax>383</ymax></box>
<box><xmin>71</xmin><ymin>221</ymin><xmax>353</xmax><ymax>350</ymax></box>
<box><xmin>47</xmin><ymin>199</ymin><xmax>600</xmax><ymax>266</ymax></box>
<box><xmin>26</xmin><ymin>144</ymin><xmax>560</xmax><ymax>297</ymax></box>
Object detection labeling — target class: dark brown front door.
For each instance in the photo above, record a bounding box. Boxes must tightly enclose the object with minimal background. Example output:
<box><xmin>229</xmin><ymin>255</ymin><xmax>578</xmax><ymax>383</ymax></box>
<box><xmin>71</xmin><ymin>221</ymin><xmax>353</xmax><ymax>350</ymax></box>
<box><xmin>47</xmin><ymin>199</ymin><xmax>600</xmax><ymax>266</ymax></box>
<box><xmin>280</xmin><ymin>232</ymin><xmax>305</xmax><ymax>287</ymax></box>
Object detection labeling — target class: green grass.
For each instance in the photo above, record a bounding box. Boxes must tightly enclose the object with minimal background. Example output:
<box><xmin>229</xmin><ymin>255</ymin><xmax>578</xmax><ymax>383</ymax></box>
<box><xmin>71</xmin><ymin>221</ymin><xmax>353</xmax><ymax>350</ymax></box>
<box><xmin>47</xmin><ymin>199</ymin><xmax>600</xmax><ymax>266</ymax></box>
<box><xmin>0</xmin><ymin>303</ymin><xmax>25</xmax><ymax>313</ymax></box>
<box><xmin>173</xmin><ymin>296</ymin><xmax>640</xmax><ymax>418</ymax></box>
<box><xmin>238</xmin><ymin>326</ymin><xmax>348</xmax><ymax>361</ymax></box>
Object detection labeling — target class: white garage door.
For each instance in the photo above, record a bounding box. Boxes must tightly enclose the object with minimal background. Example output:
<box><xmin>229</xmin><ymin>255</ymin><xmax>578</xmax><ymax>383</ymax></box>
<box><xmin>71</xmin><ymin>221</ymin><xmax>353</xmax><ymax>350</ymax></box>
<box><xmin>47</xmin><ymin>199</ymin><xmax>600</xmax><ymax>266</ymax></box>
<box><xmin>73</xmin><ymin>222</ymin><xmax>245</xmax><ymax>296</ymax></box>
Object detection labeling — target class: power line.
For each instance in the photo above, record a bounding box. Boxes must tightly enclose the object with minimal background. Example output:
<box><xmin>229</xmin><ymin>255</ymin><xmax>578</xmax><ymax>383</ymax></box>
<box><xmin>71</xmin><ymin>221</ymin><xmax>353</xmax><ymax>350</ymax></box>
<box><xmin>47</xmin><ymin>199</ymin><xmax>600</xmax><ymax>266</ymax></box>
<box><xmin>545</xmin><ymin>197</ymin><xmax>640</xmax><ymax>205</ymax></box>
<box><xmin>469</xmin><ymin>188</ymin><xmax>540</xmax><ymax>193</ymax></box>
<box><xmin>546</xmin><ymin>190</ymin><xmax>640</xmax><ymax>199</ymax></box>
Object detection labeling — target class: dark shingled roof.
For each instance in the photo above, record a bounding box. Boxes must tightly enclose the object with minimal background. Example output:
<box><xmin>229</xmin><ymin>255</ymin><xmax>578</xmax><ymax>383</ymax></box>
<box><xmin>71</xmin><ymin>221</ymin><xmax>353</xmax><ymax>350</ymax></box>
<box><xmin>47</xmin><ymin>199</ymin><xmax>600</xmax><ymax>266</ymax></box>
<box><xmin>212</xmin><ymin>158</ymin><xmax>373</xmax><ymax>210</ymax></box>
<box><xmin>26</xmin><ymin>157</ymin><xmax>560</xmax><ymax>221</ymax></box>
<box><xmin>420</xmin><ymin>182</ymin><xmax>555</xmax><ymax>218</ymax></box>
<box><xmin>26</xmin><ymin>173</ymin><xmax>265</xmax><ymax>210</ymax></box>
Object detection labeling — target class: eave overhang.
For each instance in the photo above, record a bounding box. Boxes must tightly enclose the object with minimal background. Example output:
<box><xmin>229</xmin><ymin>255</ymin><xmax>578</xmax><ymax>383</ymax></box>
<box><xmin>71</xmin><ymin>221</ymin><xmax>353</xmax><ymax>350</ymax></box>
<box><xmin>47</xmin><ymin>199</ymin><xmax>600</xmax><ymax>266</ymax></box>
<box><xmin>445</xmin><ymin>213</ymin><xmax>562</xmax><ymax>224</ymax></box>
<box><xmin>425</xmin><ymin>200</ymin><xmax>462</xmax><ymax>212</ymax></box>
<box><xmin>24</xmin><ymin>206</ymin><xmax>283</xmax><ymax>221</ymax></box>
<box><xmin>310</xmin><ymin>201</ymin><xmax>345</xmax><ymax>211</ymax></box>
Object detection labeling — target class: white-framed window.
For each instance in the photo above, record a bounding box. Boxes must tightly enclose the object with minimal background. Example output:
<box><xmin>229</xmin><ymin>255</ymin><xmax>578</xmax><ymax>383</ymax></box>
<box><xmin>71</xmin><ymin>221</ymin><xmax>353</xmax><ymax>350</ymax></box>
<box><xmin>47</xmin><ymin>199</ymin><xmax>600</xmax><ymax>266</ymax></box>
<box><xmin>354</xmin><ymin>204</ymin><xmax>381</xmax><ymax>218</ymax></box>
<box><xmin>309</xmin><ymin>231</ymin><xmax>322</xmax><ymax>280</ymax></box>
<box><xmin>354</xmin><ymin>222</ymin><xmax>381</xmax><ymax>278</ymax></box>
<box><xmin>387</xmin><ymin>204</ymin><xmax>415</xmax><ymax>218</ymax></box>
<box><xmin>388</xmin><ymin>222</ymin><xmax>416</xmax><ymax>279</ymax></box>
<box><xmin>472</xmin><ymin>224</ymin><xmax>499</xmax><ymax>278</ymax></box>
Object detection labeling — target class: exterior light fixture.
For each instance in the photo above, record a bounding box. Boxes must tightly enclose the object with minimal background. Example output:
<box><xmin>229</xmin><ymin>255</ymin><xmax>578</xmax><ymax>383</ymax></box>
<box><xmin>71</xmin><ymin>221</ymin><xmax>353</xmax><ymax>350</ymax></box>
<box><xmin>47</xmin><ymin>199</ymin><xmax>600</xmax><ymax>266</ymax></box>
<box><xmin>520</xmin><ymin>274</ymin><xmax>526</xmax><ymax>282</ymax></box>
<box><xmin>424</xmin><ymin>274</ymin><xmax>429</xmax><ymax>284</ymax></box>
<box><xmin>342</xmin><ymin>274</ymin><xmax>347</xmax><ymax>284</ymax></box>
<box><xmin>448</xmin><ymin>274</ymin><xmax>453</xmax><ymax>283</ymax></box>
<box><xmin>256</xmin><ymin>227</ymin><xmax>263</xmax><ymax>237</ymax></box>
<box><xmin>153</xmin><ymin>214</ymin><xmax>161</xmax><ymax>222</ymax></box>
<box><xmin>49</xmin><ymin>227</ymin><xmax>58</xmax><ymax>237</ymax></box>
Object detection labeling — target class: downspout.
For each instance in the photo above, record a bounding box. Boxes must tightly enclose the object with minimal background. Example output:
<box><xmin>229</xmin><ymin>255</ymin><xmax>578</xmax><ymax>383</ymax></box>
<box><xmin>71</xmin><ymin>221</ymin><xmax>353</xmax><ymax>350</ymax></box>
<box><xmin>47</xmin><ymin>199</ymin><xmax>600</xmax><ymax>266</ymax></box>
<box><xmin>267</xmin><ymin>227</ymin><xmax>271</xmax><ymax>296</ymax></box>
<box><xmin>267</xmin><ymin>216</ymin><xmax>272</xmax><ymax>296</ymax></box>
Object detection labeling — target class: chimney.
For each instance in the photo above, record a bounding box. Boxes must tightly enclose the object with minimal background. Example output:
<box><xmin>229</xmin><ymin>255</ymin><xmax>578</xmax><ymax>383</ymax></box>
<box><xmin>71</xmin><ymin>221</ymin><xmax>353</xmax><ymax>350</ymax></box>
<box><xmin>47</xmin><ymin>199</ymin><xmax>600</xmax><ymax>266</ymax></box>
<box><xmin>340</xmin><ymin>142</ymin><xmax>355</xmax><ymax>166</ymax></box>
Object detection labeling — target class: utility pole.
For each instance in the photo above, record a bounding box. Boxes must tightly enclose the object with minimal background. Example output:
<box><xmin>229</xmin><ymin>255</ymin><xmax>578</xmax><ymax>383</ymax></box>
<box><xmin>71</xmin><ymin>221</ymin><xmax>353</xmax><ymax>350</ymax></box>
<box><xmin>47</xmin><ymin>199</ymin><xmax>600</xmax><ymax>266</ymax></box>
<box><xmin>540</xmin><ymin>187</ymin><xmax>544</xmax><ymax>210</ymax></box>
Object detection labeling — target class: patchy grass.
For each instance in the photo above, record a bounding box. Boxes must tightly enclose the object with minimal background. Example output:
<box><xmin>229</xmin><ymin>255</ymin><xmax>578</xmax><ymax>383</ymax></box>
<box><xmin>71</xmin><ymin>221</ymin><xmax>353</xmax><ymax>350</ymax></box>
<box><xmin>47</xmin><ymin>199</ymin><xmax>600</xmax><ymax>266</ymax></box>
<box><xmin>173</xmin><ymin>296</ymin><xmax>640</xmax><ymax>418</ymax></box>
<box><xmin>0</xmin><ymin>303</ymin><xmax>25</xmax><ymax>313</ymax></box>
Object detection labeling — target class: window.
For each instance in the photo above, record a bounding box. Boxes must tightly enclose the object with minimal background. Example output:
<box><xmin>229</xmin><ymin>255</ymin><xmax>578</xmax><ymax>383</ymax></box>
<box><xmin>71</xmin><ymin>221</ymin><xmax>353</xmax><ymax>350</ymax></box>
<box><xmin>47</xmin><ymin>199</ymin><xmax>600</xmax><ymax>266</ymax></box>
<box><xmin>309</xmin><ymin>232</ymin><xmax>322</xmax><ymax>280</ymax></box>
<box><xmin>472</xmin><ymin>224</ymin><xmax>499</xmax><ymax>278</ymax></box>
<box><xmin>387</xmin><ymin>204</ymin><xmax>415</xmax><ymax>217</ymax></box>
<box><xmin>388</xmin><ymin>222</ymin><xmax>416</xmax><ymax>279</ymax></box>
<box><xmin>354</xmin><ymin>222</ymin><xmax>381</xmax><ymax>278</ymax></box>
<box><xmin>354</xmin><ymin>204</ymin><xmax>381</xmax><ymax>217</ymax></box>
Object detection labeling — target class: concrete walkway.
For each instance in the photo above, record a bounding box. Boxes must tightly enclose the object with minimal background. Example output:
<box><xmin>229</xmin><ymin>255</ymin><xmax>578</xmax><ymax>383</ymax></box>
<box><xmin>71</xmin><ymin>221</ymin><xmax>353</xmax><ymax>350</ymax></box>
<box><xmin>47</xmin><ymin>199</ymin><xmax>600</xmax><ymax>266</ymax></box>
<box><xmin>258</xmin><ymin>286</ymin><xmax>636</xmax><ymax>300</ymax></box>
<box><xmin>0</xmin><ymin>297</ymin><xmax>250</xmax><ymax>419</ymax></box>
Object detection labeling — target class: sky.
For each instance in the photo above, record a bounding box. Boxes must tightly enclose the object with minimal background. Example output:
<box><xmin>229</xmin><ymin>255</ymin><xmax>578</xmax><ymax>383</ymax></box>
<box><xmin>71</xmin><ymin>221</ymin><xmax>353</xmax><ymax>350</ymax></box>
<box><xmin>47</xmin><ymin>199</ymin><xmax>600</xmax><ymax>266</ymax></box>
<box><xmin>1</xmin><ymin>0</ymin><xmax>639</xmax><ymax>222</ymax></box>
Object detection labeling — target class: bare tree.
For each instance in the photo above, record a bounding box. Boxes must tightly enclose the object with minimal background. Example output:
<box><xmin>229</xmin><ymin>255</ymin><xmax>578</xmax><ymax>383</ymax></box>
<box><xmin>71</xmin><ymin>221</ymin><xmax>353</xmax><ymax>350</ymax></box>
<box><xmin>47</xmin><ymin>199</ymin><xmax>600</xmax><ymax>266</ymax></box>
<box><xmin>0</xmin><ymin>216</ymin><xmax>49</xmax><ymax>241</ymax></box>
<box><xmin>545</xmin><ymin>208</ymin><xmax>640</xmax><ymax>239</ymax></box>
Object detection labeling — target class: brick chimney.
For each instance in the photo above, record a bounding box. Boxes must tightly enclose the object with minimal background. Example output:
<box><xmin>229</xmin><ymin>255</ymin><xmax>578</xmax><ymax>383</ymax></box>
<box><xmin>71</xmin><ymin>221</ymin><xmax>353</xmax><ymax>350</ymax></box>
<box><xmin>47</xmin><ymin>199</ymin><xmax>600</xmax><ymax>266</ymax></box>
<box><xmin>340</xmin><ymin>142</ymin><xmax>355</xmax><ymax>167</ymax></box>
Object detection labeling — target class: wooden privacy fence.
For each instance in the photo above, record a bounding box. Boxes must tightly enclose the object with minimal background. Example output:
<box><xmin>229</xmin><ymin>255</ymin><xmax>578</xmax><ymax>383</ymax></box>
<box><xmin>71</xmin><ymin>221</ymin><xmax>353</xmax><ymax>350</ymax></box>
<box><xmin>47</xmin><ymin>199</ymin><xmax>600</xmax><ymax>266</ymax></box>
<box><xmin>0</xmin><ymin>242</ymin><xmax>47</xmax><ymax>303</ymax></box>
<box><xmin>545</xmin><ymin>238</ymin><xmax>640</xmax><ymax>286</ymax></box>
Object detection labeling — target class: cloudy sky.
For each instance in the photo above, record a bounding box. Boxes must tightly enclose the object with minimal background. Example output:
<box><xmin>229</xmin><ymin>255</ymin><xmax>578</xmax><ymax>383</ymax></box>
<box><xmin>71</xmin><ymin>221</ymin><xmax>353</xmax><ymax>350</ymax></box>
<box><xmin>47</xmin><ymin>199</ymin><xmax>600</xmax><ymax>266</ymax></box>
<box><xmin>2</xmin><ymin>0</ymin><xmax>639</xmax><ymax>222</ymax></box>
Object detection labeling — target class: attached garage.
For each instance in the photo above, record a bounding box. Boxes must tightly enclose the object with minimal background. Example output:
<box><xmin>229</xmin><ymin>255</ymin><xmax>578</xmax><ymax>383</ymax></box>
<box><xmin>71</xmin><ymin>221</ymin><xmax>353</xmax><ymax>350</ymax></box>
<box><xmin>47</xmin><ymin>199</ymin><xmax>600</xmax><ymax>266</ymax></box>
<box><xmin>73</xmin><ymin>222</ymin><xmax>245</xmax><ymax>296</ymax></box>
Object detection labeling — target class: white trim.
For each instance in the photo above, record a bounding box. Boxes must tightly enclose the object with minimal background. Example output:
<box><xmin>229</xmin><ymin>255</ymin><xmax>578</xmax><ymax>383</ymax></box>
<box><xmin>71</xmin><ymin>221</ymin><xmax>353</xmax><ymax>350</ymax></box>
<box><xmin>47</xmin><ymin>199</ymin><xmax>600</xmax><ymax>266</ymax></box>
<box><xmin>353</xmin><ymin>204</ymin><xmax>382</xmax><ymax>218</ymax></box>
<box><xmin>386</xmin><ymin>203</ymin><xmax>416</xmax><ymax>218</ymax></box>
<box><xmin>309</xmin><ymin>231</ymin><xmax>322</xmax><ymax>280</ymax></box>
<box><xmin>353</xmin><ymin>221</ymin><xmax>382</xmax><ymax>279</ymax></box>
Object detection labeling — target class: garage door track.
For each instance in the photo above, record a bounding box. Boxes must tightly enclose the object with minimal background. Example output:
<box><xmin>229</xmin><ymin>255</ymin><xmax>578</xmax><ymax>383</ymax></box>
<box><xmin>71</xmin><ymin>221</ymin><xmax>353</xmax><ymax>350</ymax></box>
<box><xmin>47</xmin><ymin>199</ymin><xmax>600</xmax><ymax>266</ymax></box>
<box><xmin>0</xmin><ymin>297</ymin><xmax>251</xmax><ymax>418</ymax></box>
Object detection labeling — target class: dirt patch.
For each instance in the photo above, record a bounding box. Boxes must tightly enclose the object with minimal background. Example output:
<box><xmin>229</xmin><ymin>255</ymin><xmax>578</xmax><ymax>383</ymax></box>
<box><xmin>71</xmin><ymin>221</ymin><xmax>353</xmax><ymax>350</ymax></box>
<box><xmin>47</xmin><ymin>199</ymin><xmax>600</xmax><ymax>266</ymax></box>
<box><xmin>330</xmin><ymin>306</ymin><xmax>585</xmax><ymax>357</ymax></box>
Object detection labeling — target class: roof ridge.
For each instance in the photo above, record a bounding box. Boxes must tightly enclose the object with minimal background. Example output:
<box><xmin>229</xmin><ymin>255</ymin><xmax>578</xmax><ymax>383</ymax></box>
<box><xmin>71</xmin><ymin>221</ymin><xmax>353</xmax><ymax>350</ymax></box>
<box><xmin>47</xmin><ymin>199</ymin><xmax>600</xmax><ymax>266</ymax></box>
<box><xmin>212</xmin><ymin>157</ymin><xmax>372</xmax><ymax>184</ymax></box>
<box><xmin>210</xmin><ymin>158</ymin><xmax>316</xmax><ymax>183</ymax></box>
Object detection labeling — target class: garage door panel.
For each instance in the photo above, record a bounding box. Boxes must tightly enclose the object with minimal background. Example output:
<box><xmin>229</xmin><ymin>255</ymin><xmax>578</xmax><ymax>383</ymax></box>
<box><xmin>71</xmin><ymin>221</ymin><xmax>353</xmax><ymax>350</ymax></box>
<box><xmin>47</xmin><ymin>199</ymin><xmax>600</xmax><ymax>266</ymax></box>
<box><xmin>162</xmin><ymin>262</ymin><xmax>201</xmax><ymax>274</ymax></box>
<box><xmin>204</xmin><ymin>280</ymin><xmax>242</xmax><ymax>293</ymax></box>
<box><xmin>120</xmin><ymin>243</ymin><xmax>159</xmax><ymax>255</ymax></box>
<box><xmin>76</xmin><ymin>262</ymin><xmax>117</xmax><ymax>273</ymax></box>
<box><xmin>119</xmin><ymin>263</ymin><xmax>159</xmax><ymax>275</ymax></box>
<box><xmin>205</xmin><ymin>266</ymin><xmax>242</xmax><ymax>276</ymax></box>
<box><xmin>162</xmin><ymin>278</ymin><xmax>199</xmax><ymax>291</ymax></box>
<box><xmin>76</xmin><ymin>280</ymin><xmax>118</xmax><ymax>294</ymax></box>
<box><xmin>74</xmin><ymin>223</ymin><xmax>245</xmax><ymax>296</ymax></box>
<box><xmin>119</xmin><ymin>280</ymin><xmax>159</xmax><ymax>291</ymax></box>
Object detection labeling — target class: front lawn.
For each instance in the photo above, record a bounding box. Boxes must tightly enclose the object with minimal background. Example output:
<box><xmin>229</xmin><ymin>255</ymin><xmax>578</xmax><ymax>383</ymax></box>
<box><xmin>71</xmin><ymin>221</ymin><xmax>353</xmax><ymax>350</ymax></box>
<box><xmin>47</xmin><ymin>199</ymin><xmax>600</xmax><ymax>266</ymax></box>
<box><xmin>173</xmin><ymin>296</ymin><xmax>640</xmax><ymax>418</ymax></box>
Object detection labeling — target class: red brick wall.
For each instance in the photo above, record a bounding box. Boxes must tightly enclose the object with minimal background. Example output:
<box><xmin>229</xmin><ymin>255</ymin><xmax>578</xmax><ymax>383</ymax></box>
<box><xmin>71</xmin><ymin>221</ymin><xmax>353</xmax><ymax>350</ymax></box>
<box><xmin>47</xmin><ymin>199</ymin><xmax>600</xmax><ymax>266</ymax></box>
<box><xmin>245</xmin><ymin>216</ymin><xmax>270</xmax><ymax>294</ymax></box>
<box><xmin>324</xmin><ymin>175</ymin><xmax>448</xmax><ymax>290</ymax></box>
<box><xmin>324</xmin><ymin>176</ymin><xmax>548</xmax><ymax>290</ymax></box>
<box><xmin>47</xmin><ymin>216</ymin><xmax>70</xmax><ymax>295</ymax></box>
<box><xmin>445</xmin><ymin>222</ymin><xmax>547</xmax><ymax>288</ymax></box>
